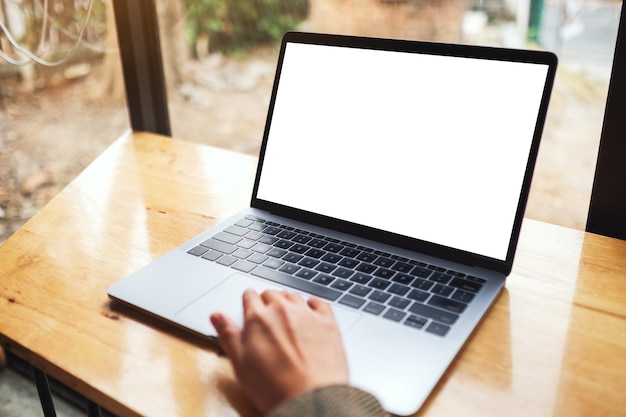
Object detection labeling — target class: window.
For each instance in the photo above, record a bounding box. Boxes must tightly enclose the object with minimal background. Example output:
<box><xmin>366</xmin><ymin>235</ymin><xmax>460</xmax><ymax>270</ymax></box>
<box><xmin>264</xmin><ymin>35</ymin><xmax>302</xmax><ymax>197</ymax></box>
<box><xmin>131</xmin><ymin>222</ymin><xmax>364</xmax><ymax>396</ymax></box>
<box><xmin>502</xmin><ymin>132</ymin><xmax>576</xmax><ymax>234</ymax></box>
<box><xmin>2</xmin><ymin>0</ymin><xmax>622</xmax><ymax>244</ymax></box>
<box><xmin>0</xmin><ymin>0</ymin><xmax>130</xmax><ymax>243</ymax></box>
<box><xmin>155</xmin><ymin>0</ymin><xmax>622</xmax><ymax>231</ymax></box>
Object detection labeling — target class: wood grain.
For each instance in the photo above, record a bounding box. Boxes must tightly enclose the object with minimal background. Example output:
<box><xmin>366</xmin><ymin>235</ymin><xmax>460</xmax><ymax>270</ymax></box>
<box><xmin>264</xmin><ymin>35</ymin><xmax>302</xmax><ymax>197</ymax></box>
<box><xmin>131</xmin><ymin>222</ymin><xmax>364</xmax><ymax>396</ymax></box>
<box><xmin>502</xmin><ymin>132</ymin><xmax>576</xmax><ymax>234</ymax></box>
<box><xmin>1</xmin><ymin>131</ymin><xmax>625</xmax><ymax>417</ymax></box>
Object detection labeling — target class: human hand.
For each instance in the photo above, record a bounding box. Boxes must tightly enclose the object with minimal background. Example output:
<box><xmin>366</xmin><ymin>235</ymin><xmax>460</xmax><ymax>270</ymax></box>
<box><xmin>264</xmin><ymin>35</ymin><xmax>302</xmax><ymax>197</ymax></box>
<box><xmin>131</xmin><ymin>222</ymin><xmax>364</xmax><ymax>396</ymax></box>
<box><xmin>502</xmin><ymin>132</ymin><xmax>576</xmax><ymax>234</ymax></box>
<box><xmin>210</xmin><ymin>289</ymin><xmax>349</xmax><ymax>414</ymax></box>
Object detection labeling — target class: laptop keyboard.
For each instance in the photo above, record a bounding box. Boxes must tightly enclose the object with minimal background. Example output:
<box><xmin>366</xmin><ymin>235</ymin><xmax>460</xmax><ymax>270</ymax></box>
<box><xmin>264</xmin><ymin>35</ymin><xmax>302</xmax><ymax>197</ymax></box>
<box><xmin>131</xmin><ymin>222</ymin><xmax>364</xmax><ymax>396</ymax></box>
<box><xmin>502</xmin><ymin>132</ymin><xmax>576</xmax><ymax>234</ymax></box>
<box><xmin>186</xmin><ymin>215</ymin><xmax>485</xmax><ymax>337</ymax></box>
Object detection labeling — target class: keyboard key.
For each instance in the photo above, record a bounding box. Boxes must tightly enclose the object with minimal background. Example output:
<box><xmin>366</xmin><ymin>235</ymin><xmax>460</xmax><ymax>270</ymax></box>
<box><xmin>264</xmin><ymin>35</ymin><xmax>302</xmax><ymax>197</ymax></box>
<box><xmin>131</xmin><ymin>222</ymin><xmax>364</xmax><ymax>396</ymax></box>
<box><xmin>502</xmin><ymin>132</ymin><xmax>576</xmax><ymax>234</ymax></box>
<box><xmin>404</xmin><ymin>315</ymin><xmax>427</xmax><ymax>329</ymax></box>
<box><xmin>315</xmin><ymin>262</ymin><xmax>337</xmax><ymax>273</ymax></box>
<box><xmin>233</xmin><ymin>248</ymin><xmax>252</xmax><ymax>259</ymax></box>
<box><xmin>236</xmin><ymin>239</ymin><xmax>256</xmax><ymax>249</ymax></box>
<box><xmin>368</xmin><ymin>278</ymin><xmax>391</xmax><ymax>290</ymax></box>
<box><xmin>187</xmin><ymin>246</ymin><xmax>208</xmax><ymax>256</ymax></box>
<box><xmin>407</xmin><ymin>289</ymin><xmax>429</xmax><ymax>302</ymax></box>
<box><xmin>339</xmin><ymin>247</ymin><xmax>361</xmax><ymax>258</ymax></box>
<box><xmin>338</xmin><ymin>258</ymin><xmax>359</xmax><ymax>268</ymax></box>
<box><xmin>427</xmin><ymin>265</ymin><xmax>446</xmax><ymax>272</ymax></box>
<box><xmin>244</xmin><ymin>230</ymin><xmax>264</xmax><ymax>240</ymax></box>
<box><xmin>332</xmin><ymin>267</ymin><xmax>354</xmax><ymax>279</ymax></box>
<box><xmin>364</xmin><ymin>302</ymin><xmax>386</xmax><ymax>315</ymax></box>
<box><xmin>408</xmin><ymin>302</ymin><xmax>459</xmax><ymax>325</ymax></box>
<box><xmin>428</xmin><ymin>295</ymin><xmax>468</xmax><ymax>314</ymax></box>
<box><xmin>388</xmin><ymin>283</ymin><xmax>410</xmax><ymax>296</ymax></box>
<box><xmin>369</xmin><ymin>290</ymin><xmax>391</xmax><ymax>303</ymax></box>
<box><xmin>349</xmin><ymin>285</ymin><xmax>371</xmax><ymax>297</ymax></box>
<box><xmin>283</xmin><ymin>253</ymin><xmax>304</xmax><ymax>263</ymax></box>
<box><xmin>451</xmin><ymin>289</ymin><xmax>475</xmax><ymax>303</ymax></box>
<box><xmin>430</xmin><ymin>272</ymin><xmax>452</xmax><ymax>284</ymax></box>
<box><xmin>392</xmin><ymin>273</ymin><xmax>414</xmax><ymax>285</ymax></box>
<box><xmin>431</xmin><ymin>284</ymin><xmax>454</xmax><ymax>297</ymax></box>
<box><xmin>296</xmin><ymin>269</ymin><xmax>317</xmax><ymax>280</ymax></box>
<box><xmin>251</xmin><ymin>242</ymin><xmax>272</xmax><ymax>253</ymax></box>
<box><xmin>298</xmin><ymin>257</ymin><xmax>320</xmax><ymax>268</ymax></box>
<box><xmin>410</xmin><ymin>266</ymin><xmax>432</xmax><ymax>278</ymax></box>
<box><xmin>356</xmin><ymin>252</ymin><xmax>377</xmax><ymax>263</ymax></box>
<box><xmin>247</xmin><ymin>222</ymin><xmax>266</xmax><ymax>232</ymax></box>
<box><xmin>411</xmin><ymin>278</ymin><xmax>434</xmax><ymax>291</ymax></box>
<box><xmin>313</xmin><ymin>275</ymin><xmax>335</xmax><ymax>285</ymax></box>
<box><xmin>373</xmin><ymin>268</ymin><xmax>395</xmax><ymax>279</ymax></box>
<box><xmin>374</xmin><ymin>257</ymin><xmax>394</xmax><ymax>268</ymax></box>
<box><xmin>350</xmin><ymin>273</ymin><xmax>372</xmax><ymax>284</ymax></box>
<box><xmin>224</xmin><ymin>225</ymin><xmax>248</xmax><ymax>236</ymax></box>
<box><xmin>274</xmin><ymin>239</ymin><xmax>294</xmax><ymax>249</ymax></box>
<box><xmin>383</xmin><ymin>309</ymin><xmax>406</xmax><ymax>322</ymax></box>
<box><xmin>355</xmin><ymin>263</ymin><xmax>377</xmax><ymax>274</ymax></box>
<box><xmin>201</xmin><ymin>250</ymin><xmax>222</xmax><ymax>261</ymax></box>
<box><xmin>323</xmin><ymin>243</ymin><xmax>344</xmax><ymax>253</ymax></box>
<box><xmin>267</xmin><ymin>248</ymin><xmax>287</xmax><ymax>258</ymax></box>
<box><xmin>252</xmin><ymin>266</ymin><xmax>342</xmax><ymax>301</ymax></box>
<box><xmin>232</xmin><ymin>260</ymin><xmax>256</xmax><ymax>273</ymax></box>
<box><xmin>392</xmin><ymin>261</ymin><xmax>413</xmax><ymax>273</ymax></box>
<box><xmin>263</xmin><ymin>258</ymin><xmax>284</xmax><ymax>269</ymax></box>
<box><xmin>235</xmin><ymin>219</ymin><xmax>253</xmax><ymax>228</ymax></box>
<box><xmin>304</xmin><ymin>248</ymin><xmax>326</xmax><ymax>259</ymax></box>
<box><xmin>308</xmin><ymin>238</ymin><xmax>327</xmax><ymax>248</ymax></box>
<box><xmin>410</xmin><ymin>266</ymin><xmax>433</xmax><ymax>278</ymax></box>
<box><xmin>331</xmin><ymin>279</ymin><xmax>353</xmax><ymax>291</ymax></box>
<box><xmin>216</xmin><ymin>255</ymin><xmax>237</xmax><ymax>266</ymax></box>
<box><xmin>339</xmin><ymin>294</ymin><xmax>366</xmax><ymax>309</ymax></box>
<box><xmin>388</xmin><ymin>296</ymin><xmax>410</xmax><ymax>310</ymax></box>
<box><xmin>292</xmin><ymin>234</ymin><xmax>312</xmax><ymax>244</ymax></box>
<box><xmin>426</xmin><ymin>322</ymin><xmax>450</xmax><ymax>336</ymax></box>
<box><xmin>259</xmin><ymin>235</ymin><xmax>279</xmax><ymax>245</ymax></box>
<box><xmin>277</xmin><ymin>230</ymin><xmax>297</xmax><ymax>239</ymax></box>
<box><xmin>467</xmin><ymin>275</ymin><xmax>487</xmax><ymax>284</ymax></box>
<box><xmin>247</xmin><ymin>253</ymin><xmax>268</xmax><ymax>264</ymax></box>
<box><xmin>449</xmin><ymin>277</ymin><xmax>483</xmax><ymax>293</ymax></box>
<box><xmin>290</xmin><ymin>244</ymin><xmax>309</xmax><ymax>254</ymax></box>
<box><xmin>244</xmin><ymin>215</ymin><xmax>265</xmax><ymax>222</ymax></box>
<box><xmin>262</xmin><ymin>226</ymin><xmax>281</xmax><ymax>235</ymax></box>
<box><xmin>200</xmin><ymin>238</ymin><xmax>237</xmax><ymax>254</ymax></box>
<box><xmin>322</xmin><ymin>253</ymin><xmax>342</xmax><ymax>263</ymax></box>
<box><xmin>278</xmin><ymin>264</ymin><xmax>300</xmax><ymax>274</ymax></box>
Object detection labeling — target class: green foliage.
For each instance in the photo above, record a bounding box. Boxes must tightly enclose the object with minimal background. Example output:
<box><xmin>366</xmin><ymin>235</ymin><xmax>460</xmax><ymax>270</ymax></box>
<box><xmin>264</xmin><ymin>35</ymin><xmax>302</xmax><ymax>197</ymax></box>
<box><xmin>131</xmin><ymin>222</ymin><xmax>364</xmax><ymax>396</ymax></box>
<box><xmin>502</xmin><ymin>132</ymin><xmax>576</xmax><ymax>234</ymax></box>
<box><xmin>185</xmin><ymin>0</ymin><xmax>308</xmax><ymax>55</ymax></box>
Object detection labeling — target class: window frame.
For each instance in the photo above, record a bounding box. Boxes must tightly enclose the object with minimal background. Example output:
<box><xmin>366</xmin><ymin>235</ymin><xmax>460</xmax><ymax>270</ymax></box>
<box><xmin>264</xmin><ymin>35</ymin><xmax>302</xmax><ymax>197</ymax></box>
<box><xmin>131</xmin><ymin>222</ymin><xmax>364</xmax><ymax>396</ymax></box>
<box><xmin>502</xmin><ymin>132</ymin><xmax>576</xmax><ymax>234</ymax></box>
<box><xmin>586</xmin><ymin>3</ymin><xmax>626</xmax><ymax>239</ymax></box>
<box><xmin>112</xmin><ymin>0</ymin><xmax>171</xmax><ymax>136</ymax></box>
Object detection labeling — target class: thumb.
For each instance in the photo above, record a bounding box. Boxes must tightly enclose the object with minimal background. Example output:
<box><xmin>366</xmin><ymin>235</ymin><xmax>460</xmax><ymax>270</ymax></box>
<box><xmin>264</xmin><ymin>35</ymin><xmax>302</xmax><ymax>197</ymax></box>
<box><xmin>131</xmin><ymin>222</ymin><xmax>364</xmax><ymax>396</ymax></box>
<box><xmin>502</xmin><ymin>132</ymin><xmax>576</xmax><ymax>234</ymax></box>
<box><xmin>210</xmin><ymin>312</ymin><xmax>242</xmax><ymax>360</ymax></box>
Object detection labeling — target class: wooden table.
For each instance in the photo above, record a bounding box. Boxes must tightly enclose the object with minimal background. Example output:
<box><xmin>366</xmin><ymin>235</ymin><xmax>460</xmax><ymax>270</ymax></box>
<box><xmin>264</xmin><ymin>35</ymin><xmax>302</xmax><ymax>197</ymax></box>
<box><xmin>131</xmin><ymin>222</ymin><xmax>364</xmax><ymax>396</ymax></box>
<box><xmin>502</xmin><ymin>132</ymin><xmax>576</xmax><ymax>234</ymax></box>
<box><xmin>1</xmin><ymin>131</ymin><xmax>625</xmax><ymax>417</ymax></box>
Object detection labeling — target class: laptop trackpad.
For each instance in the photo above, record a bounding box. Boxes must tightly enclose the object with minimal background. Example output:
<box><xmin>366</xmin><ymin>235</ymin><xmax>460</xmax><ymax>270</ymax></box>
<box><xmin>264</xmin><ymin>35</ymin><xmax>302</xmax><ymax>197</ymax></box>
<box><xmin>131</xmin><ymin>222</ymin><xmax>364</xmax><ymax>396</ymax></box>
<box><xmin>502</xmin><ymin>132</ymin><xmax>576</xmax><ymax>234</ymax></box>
<box><xmin>176</xmin><ymin>273</ymin><xmax>361</xmax><ymax>336</ymax></box>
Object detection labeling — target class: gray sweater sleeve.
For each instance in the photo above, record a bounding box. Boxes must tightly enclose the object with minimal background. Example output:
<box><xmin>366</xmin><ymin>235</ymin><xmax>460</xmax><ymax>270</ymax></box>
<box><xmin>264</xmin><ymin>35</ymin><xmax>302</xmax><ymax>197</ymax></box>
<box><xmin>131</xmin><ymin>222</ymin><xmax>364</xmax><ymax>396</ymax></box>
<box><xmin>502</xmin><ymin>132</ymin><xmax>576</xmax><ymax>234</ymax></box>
<box><xmin>266</xmin><ymin>385</ymin><xmax>389</xmax><ymax>417</ymax></box>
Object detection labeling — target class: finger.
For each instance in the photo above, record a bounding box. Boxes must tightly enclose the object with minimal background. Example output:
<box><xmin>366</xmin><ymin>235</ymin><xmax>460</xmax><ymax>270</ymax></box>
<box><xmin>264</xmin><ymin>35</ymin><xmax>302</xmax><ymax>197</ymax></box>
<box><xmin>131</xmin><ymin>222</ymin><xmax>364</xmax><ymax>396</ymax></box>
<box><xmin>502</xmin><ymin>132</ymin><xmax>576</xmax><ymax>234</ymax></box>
<box><xmin>242</xmin><ymin>288</ymin><xmax>263</xmax><ymax>319</ymax></box>
<box><xmin>210</xmin><ymin>312</ymin><xmax>242</xmax><ymax>359</ymax></box>
<box><xmin>242</xmin><ymin>288</ymin><xmax>260</xmax><ymax>306</ymax></box>
<box><xmin>260</xmin><ymin>289</ymin><xmax>287</xmax><ymax>305</ymax></box>
<box><xmin>281</xmin><ymin>290</ymin><xmax>305</xmax><ymax>304</ymax></box>
<box><xmin>307</xmin><ymin>296</ymin><xmax>332</xmax><ymax>314</ymax></box>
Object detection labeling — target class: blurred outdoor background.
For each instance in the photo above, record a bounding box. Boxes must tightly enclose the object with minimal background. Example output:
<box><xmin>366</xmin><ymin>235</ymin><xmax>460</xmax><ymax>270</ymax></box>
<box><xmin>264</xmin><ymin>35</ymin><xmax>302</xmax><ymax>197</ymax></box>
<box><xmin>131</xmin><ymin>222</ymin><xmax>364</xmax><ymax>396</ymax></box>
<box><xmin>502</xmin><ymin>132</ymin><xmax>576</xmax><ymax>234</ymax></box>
<box><xmin>0</xmin><ymin>0</ymin><xmax>622</xmax><ymax>245</ymax></box>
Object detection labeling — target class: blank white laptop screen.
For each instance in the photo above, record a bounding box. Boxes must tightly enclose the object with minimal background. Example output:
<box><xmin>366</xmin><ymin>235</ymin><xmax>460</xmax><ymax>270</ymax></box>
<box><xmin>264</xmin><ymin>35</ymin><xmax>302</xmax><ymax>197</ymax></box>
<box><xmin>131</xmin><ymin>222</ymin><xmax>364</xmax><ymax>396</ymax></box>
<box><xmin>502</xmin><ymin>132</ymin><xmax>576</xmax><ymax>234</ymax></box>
<box><xmin>256</xmin><ymin>42</ymin><xmax>550</xmax><ymax>261</ymax></box>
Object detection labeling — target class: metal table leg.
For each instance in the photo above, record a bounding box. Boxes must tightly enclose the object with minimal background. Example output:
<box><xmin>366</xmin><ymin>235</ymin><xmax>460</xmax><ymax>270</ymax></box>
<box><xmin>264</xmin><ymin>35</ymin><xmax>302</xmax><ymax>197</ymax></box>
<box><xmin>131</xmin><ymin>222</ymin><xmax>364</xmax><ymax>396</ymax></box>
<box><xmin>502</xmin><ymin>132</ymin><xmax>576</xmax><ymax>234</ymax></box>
<box><xmin>30</xmin><ymin>360</ymin><xmax>105</xmax><ymax>417</ymax></box>
<box><xmin>87</xmin><ymin>400</ymin><xmax>103</xmax><ymax>417</ymax></box>
<box><xmin>31</xmin><ymin>366</ymin><xmax>57</xmax><ymax>417</ymax></box>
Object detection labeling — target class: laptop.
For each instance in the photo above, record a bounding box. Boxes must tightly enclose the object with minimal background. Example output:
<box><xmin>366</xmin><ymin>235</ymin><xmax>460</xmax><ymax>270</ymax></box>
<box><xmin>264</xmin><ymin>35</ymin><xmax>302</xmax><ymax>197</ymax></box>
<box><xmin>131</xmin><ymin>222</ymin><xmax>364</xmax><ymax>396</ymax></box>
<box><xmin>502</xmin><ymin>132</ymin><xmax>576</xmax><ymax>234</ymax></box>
<box><xmin>108</xmin><ymin>32</ymin><xmax>557</xmax><ymax>415</ymax></box>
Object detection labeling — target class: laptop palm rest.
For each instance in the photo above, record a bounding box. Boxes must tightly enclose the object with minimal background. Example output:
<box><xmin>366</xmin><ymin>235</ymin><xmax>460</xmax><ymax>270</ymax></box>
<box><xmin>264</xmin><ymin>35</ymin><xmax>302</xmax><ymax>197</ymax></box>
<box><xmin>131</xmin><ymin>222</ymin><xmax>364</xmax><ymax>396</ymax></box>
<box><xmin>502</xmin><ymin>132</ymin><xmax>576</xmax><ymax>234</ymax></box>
<box><xmin>176</xmin><ymin>273</ymin><xmax>361</xmax><ymax>336</ymax></box>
